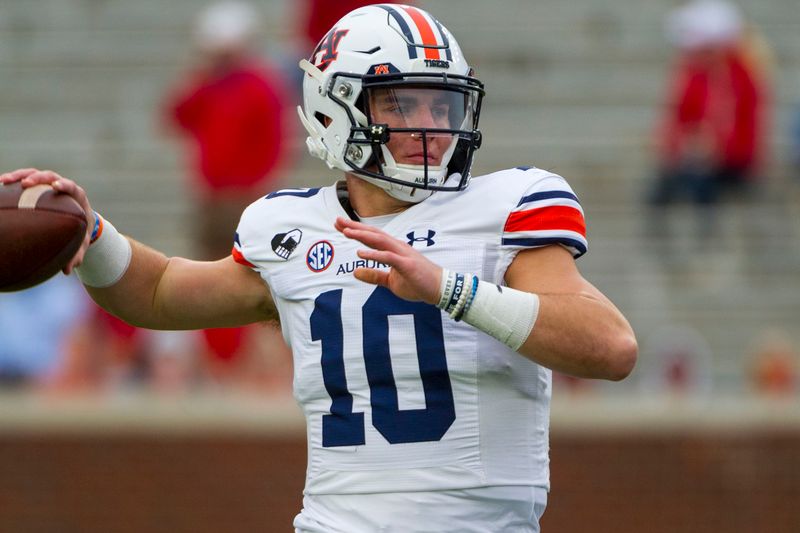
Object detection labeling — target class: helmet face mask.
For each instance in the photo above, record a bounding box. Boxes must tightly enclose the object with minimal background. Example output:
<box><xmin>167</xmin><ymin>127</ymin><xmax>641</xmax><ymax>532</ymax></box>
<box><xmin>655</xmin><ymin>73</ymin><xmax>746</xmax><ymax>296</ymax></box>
<box><xmin>298</xmin><ymin>4</ymin><xmax>484</xmax><ymax>203</ymax></box>
<box><xmin>345</xmin><ymin>74</ymin><xmax>483</xmax><ymax>193</ymax></box>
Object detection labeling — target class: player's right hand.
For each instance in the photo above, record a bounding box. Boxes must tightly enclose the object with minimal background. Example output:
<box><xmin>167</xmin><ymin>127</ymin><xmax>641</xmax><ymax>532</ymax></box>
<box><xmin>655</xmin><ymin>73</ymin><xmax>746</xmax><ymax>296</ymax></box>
<box><xmin>0</xmin><ymin>168</ymin><xmax>95</xmax><ymax>274</ymax></box>
<box><xmin>334</xmin><ymin>216</ymin><xmax>443</xmax><ymax>305</ymax></box>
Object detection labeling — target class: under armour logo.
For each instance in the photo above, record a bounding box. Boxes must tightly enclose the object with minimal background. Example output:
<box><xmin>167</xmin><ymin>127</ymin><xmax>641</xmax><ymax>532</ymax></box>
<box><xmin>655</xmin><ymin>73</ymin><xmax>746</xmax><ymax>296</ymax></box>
<box><xmin>407</xmin><ymin>230</ymin><xmax>436</xmax><ymax>247</ymax></box>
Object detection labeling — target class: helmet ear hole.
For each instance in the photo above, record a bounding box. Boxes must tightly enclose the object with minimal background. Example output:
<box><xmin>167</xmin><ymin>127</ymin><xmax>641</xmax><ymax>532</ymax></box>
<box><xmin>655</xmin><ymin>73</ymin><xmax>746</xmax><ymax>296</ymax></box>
<box><xmin>315</xmin><ymin>112</ymin><xmax>332</xmax><ymax>127</ymax></box>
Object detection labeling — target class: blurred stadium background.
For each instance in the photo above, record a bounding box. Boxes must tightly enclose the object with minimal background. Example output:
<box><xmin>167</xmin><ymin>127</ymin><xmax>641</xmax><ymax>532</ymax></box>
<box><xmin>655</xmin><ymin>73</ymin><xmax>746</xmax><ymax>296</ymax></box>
<box><xmin>1</xmin><ymin>0</ymin><xmax>799</xmax><ymax>531</ymax></box>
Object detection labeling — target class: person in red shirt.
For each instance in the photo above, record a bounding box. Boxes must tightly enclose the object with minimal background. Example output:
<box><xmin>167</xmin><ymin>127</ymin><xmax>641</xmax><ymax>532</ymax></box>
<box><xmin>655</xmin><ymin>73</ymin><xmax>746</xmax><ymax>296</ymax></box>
<box><xmin>167</xmin><ymin>1</ymin><xmax>292</xmax><ymax>259</ymax></box>
<box><xmin>300</xmin><ymin>1</ymin><xmax>399</xmax><ymax>52</ymax></box>
<box><xmin>164</xmin><ymin>1</ymin><xmax>293</xmax><ymax>379</ymax></box>
<box><xmin>649</xmin><ymin>0</ymin><xmax>768</xmax><ymax>211</ymax></box>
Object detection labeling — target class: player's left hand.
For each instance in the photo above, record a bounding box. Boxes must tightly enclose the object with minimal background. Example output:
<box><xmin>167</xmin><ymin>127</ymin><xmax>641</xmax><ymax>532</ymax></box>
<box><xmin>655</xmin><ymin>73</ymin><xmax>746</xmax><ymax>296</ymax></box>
<box><xmin>335</xmin><ymin>217</ymin><xmax>442</xmax><ymax>305</ymax></box>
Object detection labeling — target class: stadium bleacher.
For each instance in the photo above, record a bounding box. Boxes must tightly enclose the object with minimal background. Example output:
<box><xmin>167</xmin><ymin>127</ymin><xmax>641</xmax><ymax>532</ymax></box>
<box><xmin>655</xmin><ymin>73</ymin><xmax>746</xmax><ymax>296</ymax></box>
<box><xmin>1</xmin><ymin>0</ymin><xmax>798</xmax><ymax>390</ymax></box>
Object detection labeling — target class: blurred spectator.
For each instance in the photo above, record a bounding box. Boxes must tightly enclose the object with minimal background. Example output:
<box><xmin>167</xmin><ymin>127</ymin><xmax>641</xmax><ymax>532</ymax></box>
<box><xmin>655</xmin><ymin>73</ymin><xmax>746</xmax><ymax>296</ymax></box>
<box><xmin>747</xmin><ymin>329</ymin><xmax>797</xmax><ymax>397</ymax></box>
<box><xmin>299</xmin><ymin>1</ymin><xmax>393</xmax><ymax>55</ymax></box>
<box><xmin>166</xmin><ymin>1</ymin><xmax>293</xmax><ymax>260</ymax></box>
<box><xmin>282</xmin><ymin>1</ymin><xmax>391</xmax><ymax>94</ymax></box>
<box><xmin>56</xmin><ymin>306</ymin><xmax>148</xmax><ymax>392</ymax></box>
<box><xmin>163</xmin><ymin>1</ymin><xmax>294</xmax><ymax>385</ymax></box>
<box><xmin>647</xmin><ymin>0</ymin><xmax>770</xmax><ymax>241</ymax></box>
<box><xmin>639</xmin><ymin>324</ymin><xmax>714</xmax><ymax>398</ymax></box>
<box><xmin>278</xmin><ymin>1</ymin><xmax>395</xmax><ymax>95</ymax></box>
<box><xmin>53</xmin><ymin>306</ymin><xmax>199</xmax><ymax>394</ymax></box>
<box><xmin>0</xmin><ymin>275</ymin><xmax>90</xmax><ymax>389</ymax></box>
<box><xmin>145</xmin><ymin>330</ymin><xmax>204</xmax><ymax>395</ymax></box>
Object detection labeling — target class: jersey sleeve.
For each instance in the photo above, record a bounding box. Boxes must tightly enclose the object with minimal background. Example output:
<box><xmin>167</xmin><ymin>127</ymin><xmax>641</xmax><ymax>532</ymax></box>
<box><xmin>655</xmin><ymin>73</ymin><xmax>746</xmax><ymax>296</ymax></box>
<box><xmin>232</xmin><ymin>187</ymin><xmax>323</xmax><ymax>271</ymax></box>
<box><xmin>232</xmin><ymin>231</ymin><xmax>257</xmax><ymax>269</ymax></box>
<box><xmin>500</xmin><ymin>172</ymin><xmax>588</xmax><ymax>258</ymax></box>
<box><xmin>231</xmin><ymin>197</ymin><xmax>274</xmax><ymax>271</ymax></box>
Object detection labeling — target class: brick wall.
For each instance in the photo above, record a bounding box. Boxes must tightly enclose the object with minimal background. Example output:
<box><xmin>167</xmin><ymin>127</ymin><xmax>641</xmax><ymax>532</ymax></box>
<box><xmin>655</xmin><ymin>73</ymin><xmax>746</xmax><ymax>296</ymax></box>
<box><xmin>0</xmin><ymin>434</ymin><xmax>306</xmax><ymax>533</ymax></box>
<box><xmin>2</xmin><ymin>430</ymin><xmax>798</xmax><ymax>533</ymax></box>
<box><xmin>545</xmin><ymin>431</ymin><xmax>800</xmax><ymax>533</ymax></box>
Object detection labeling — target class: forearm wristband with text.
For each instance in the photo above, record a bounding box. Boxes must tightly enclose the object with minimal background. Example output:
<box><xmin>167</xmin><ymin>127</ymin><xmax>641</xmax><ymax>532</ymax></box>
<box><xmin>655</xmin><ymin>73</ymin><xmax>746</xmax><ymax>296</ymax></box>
<box><xmin>437</xmin><ymin>269</ymin><xmax>540</xmax><ymax>351</ymax></box>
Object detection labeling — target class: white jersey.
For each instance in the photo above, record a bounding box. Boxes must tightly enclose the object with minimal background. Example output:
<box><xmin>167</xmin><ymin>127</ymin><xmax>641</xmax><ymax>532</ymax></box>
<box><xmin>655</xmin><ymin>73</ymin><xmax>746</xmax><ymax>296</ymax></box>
<box><xmin>234</xmin><ymin>167</ymin><xmax>587</xmax><ymax>496</ymax></box>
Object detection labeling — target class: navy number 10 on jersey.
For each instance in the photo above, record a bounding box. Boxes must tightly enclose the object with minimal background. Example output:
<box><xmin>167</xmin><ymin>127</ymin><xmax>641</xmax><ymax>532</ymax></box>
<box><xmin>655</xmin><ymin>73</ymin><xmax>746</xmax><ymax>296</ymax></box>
<box><xmin>311</xmin><ymin>287</ymin><xmax>456</xmax><ymax>447</ymax></box>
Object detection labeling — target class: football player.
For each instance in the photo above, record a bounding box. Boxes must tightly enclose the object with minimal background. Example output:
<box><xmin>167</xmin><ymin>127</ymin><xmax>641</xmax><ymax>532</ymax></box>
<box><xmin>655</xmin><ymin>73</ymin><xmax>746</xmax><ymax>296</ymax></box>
<box><xmin>1</xmin><ymin>4</ymin><xmax>637</xmax><ymax>531</ymax></box>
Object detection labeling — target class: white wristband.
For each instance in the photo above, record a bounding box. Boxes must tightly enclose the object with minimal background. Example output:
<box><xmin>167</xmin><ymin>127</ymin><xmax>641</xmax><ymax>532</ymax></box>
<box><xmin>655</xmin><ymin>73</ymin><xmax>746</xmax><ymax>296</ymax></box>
<box><xmin>461</xmin><ymin>281</ymin><xmax>540</xmax><ymax>352</ymax></box>
<box><xmin>76</xmin><ymin>213</ymin><xmax>132</xmax><ymax>288</ymax></box>
<box><xmin>437</xmin><ymin>269</ymin><xmax>456</xmax><ymax>309</ymax></box>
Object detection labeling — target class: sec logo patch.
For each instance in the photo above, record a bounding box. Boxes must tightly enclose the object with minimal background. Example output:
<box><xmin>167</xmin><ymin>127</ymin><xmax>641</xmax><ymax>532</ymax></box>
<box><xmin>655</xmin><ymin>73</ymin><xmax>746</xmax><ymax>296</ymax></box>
<box><xmin>306</xmin><ymin>240</ymin><xmax>334</xmax><ymax>272</ymax></box>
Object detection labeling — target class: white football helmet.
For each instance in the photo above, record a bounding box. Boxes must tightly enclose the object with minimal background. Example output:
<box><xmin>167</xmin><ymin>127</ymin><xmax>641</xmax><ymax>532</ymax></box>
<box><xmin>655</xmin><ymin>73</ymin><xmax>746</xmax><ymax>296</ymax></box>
<box><xmin>297</xmin><ymin>4</ymin><xmax>484</xmax><ymax>203</ymax></box>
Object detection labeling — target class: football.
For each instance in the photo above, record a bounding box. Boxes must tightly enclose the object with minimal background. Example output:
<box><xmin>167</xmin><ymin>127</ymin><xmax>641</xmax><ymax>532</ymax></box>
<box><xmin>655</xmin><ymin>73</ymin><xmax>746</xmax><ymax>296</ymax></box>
<box><xmin>0</xmin><ymin>182</ymin><xmax>88</xmax><ymax>292</ymax></box>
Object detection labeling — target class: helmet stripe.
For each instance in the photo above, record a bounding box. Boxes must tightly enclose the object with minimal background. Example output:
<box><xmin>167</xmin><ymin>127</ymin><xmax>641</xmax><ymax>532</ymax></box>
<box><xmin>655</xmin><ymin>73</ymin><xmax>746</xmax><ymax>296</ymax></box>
<box><xmin>431</xmin><ymin>19</ymin><xmax>453</xmax><ymax>61</ymax></box>
<box><xmin>377</xmin><ymin>4</ymin><xmax>417</xmax><ymax>59</ymax></box>
<box><xmin>401</xmin><ymin>6</ymin><xmax>442</xmax><ymax>60</ymax></box>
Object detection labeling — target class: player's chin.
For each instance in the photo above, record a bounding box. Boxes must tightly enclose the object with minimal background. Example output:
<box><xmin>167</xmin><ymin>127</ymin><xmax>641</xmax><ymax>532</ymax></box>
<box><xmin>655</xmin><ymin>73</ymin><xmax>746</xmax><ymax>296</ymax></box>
<box><xmin>400</xmin><ymin>156</ymin><xmax>442</xmax><ymax>166</ymax></box>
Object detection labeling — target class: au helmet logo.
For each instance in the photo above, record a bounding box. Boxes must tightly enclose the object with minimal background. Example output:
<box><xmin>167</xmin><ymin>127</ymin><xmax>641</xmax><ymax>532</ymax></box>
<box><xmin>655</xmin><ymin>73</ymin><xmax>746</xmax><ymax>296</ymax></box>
<box><xmin>311</xmin><ymin>29</ymin><xmax>349</xmax><ymax>72</ymax></box>
<box><xmin>407</xmin><ymin>230</ymin><xmax>436</xmax><ymax>247</ymax></box>
<box><xmin>271</xmin><ymin>229</ymin><xmax>302</xmax><ymax>260</ymax></box>
<box><xmin>307</xmin><ymin>240</ymin><xmax>335</xmax><ymax>272</ymax></box>
<box><xmin>368</xmin><ymin>63</ymin><xmax>400</xmax><ymax>75</ymax></box>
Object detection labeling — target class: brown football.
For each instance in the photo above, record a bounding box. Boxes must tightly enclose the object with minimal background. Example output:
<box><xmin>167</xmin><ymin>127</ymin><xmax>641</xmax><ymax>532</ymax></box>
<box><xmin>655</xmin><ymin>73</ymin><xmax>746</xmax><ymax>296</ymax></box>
<box><xmin>0</xmin><ymin>182</ymin><xmax>87</xmax><ymax>292</ymax></box>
